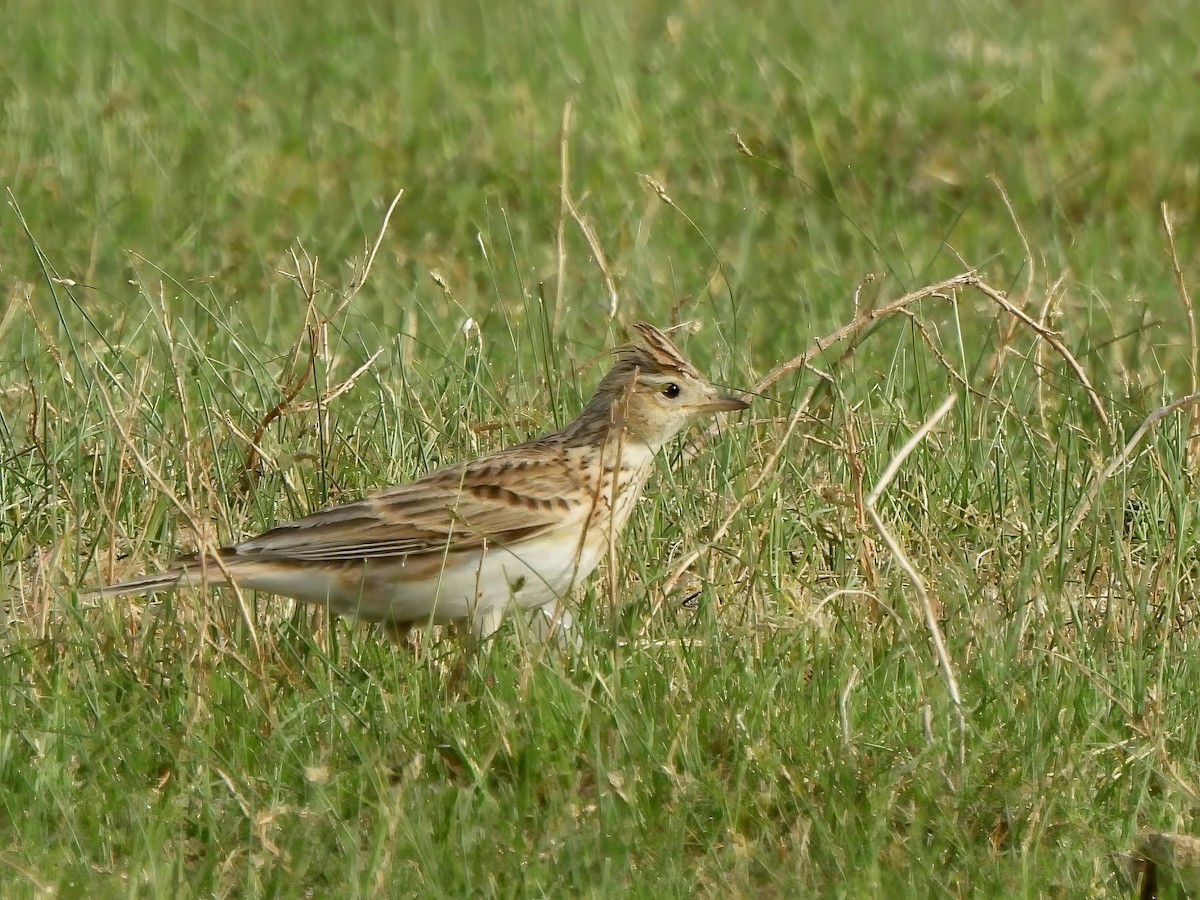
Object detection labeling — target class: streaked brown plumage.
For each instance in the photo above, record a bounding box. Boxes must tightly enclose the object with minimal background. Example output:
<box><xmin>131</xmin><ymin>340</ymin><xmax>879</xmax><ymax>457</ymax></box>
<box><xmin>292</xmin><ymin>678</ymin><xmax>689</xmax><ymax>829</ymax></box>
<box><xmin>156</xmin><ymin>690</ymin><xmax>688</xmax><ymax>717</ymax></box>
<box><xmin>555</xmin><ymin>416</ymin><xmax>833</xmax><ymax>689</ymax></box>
<box><xmin>89</xmin><ymin>322</ymin><xmax>748</xmax><ymax>639</ymax></box>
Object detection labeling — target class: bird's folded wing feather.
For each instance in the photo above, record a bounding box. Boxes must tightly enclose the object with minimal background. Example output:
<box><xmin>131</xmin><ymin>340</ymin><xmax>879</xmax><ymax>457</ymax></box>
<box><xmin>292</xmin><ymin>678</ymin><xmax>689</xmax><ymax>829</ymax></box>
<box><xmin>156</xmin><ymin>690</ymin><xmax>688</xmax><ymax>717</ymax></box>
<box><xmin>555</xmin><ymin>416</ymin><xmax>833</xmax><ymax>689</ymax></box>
<box><xmin>223</xmin><ymin>448</ymin><xmax>586</xmax><ymax>564</ymax></box>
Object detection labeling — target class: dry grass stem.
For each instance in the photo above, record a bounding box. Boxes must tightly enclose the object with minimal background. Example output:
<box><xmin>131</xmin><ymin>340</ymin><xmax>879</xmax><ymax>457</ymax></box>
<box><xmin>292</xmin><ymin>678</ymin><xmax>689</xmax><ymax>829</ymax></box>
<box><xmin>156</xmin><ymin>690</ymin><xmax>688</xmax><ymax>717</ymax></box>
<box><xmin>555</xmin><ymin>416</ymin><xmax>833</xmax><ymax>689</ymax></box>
<box><xmin>681</xmin><ymin>270</ymin><xmax>1098</xmax><ymax>595</ymax></box>
<box><xmin>840</xmin><ymin>665</ymin><xmax>861</xmax><ymax>751</ymax></box>
<box><xmin>989</xmin><ymin>175</ymin><xmax>1036</xmax><ymax>299</ymax></box>
<box><xmin>240</xmin><ymin>191</ymin><xmax>403</xmax><ymax>489</ymax></box>
<box><xmin>657</xmin><ymin>378</ymin><xmax>818</xmax><ymax>603</ymax></box>
<box><xmin>335</xmin><ymin>189</ymin><xmax>405</xmax><ymax>315</ymax></box>
<box><xmin>968</xmin><ymin>277</ymin><xmax>1111</xmax><ymax>438</ymax></box>
<box><xmin>153</xmin><ymin>281</ymin><xmax>196</xmax><ymax>511</ymax></box>
<box><xmin>290</xmin><ymin>349</ymin><xmax>385</xmax><ymax>413</ymax></box>
<box><xmin>671</xmin><ymin>269</ymin><xmax>1102</xmax><ymax>606</ymax></box>
<box><xmin>551</xmin><ymin>105</ymin><xmax>618</xmax><ymax>324</ymax></box>
<box><xmin>840</xmin><ymin>398</ymin><xmax>879</xmax><ymax>592</ymax></box>
<box><xmin>1059</xmin><ymin>390</ymin><xmax>1200</xmax><ymax>552</ymax></box>
<box><xmin>899</xmin><ymin>310</ymin><xmax>989</xmax><ymax>403</ymax></box>
<box><xmin>1160</xmin><ymin>201</ymin><xmax>1199</xmax><ymax>462</ymax></box>
<box><xmin>863</xmin><ymin>393</ymin><xmax>965</xmax><ymax>761</ymax></box>
<box><xmin>750</xmin><ymin>273</ymin><xmax>980</xmax><ymax>395</ymax></box>
<box><xmin>749</xmin><ymin>274</ymin><xmax>1110</xmax><ymax>440</ymax></box>
<box><xmin>93</xmin><ymin>381</ymin><xmax>263</xmax><ymax>660</ymax></box>
<box><xmin>553</xmin><ymin>102</ymin><xmax>572</xmax><ymax>331</ymax></box>
<box><xmin>565</xmin><ymin>194</ymin><xmax>619</xmax><ymax>320</ymax></box>
<box><xmin>1031</xmin><ymin>271</ymin><xmax>1070</xmax><ymax>437</ymax></box>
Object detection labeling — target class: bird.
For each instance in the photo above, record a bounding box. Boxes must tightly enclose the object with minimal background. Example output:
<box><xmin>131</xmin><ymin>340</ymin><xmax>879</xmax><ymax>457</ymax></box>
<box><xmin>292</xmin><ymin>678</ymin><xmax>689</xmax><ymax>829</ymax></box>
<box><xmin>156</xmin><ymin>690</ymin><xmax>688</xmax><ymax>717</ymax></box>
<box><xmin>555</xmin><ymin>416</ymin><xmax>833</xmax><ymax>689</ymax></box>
<box><xmin>88</xmin><ymin>322</ymin><xmax>748</xmax><ymax>640</ymax></box>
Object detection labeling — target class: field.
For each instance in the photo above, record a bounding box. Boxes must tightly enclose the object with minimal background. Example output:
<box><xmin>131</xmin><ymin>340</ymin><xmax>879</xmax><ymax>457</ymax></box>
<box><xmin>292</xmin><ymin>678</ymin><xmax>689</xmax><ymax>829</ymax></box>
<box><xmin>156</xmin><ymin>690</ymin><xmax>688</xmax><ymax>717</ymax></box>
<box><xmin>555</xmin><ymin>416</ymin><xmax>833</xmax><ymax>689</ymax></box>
<box><xmin>4</xmin><ymin>0</ymin><xmax>1200</xmax><ymax>895</ymax></box>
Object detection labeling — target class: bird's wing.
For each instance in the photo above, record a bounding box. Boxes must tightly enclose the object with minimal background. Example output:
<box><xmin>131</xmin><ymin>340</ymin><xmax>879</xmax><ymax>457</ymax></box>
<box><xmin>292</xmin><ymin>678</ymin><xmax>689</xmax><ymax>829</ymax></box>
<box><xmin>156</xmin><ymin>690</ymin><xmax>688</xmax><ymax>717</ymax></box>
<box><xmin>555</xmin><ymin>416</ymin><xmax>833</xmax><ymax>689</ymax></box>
<box><xmin>222</xmin><ymin>443</ymin><xmax>589</xmax><ymax>564</ymax></box>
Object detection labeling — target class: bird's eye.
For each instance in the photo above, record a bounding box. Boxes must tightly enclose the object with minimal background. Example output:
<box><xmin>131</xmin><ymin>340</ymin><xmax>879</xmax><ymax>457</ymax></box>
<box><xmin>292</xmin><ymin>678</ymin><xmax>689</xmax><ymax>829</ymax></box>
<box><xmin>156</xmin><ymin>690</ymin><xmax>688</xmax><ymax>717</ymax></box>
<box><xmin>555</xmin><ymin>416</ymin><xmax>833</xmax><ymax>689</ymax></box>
<box><xmin>662</xmin><ymin>383</ymin><xmax>681</xmax><ymax>399</ymax></box>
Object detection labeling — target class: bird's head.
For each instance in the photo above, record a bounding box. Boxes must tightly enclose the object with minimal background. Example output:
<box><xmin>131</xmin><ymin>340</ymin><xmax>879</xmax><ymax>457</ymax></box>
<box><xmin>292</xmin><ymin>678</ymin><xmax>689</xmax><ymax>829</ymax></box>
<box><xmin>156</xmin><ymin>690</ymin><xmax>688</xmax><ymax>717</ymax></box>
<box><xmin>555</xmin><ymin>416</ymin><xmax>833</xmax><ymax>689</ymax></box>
<box><xmin>581</xmin><ymin>322</ymin><xmax>748</xmax><ymax>451</ymax></box>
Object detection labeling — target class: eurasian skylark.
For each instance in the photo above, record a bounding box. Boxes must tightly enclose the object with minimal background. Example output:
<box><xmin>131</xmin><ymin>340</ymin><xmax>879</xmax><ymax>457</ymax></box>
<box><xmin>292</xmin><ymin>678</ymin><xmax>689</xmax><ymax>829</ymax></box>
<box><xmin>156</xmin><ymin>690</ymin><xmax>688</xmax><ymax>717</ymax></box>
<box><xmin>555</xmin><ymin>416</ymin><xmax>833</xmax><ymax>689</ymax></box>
<box><xmin>91</xmin><ymin>322</ymin><xmax>748</xmax><ymax>639</ymax></box>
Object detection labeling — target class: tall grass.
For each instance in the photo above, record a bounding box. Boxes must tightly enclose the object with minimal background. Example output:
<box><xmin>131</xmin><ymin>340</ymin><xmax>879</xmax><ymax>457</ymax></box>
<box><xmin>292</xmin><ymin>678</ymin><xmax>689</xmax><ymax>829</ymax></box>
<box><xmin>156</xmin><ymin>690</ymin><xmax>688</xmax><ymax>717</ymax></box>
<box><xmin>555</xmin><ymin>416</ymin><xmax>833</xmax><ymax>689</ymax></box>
<box><xmin>3</xmin><ymin>0</ymin><xmax>1200</xmax><ymax>894</ymax></box>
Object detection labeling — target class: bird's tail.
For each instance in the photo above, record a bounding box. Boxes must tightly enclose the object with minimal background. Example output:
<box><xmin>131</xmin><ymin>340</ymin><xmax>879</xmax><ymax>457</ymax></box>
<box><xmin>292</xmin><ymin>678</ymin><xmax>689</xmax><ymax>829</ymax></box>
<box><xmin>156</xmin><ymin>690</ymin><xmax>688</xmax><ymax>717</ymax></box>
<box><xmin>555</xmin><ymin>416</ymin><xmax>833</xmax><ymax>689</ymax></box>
<box><xmin>79</xmin><ymin>564</ymin><xmax>229</xmax><ymax>600</ymax></box>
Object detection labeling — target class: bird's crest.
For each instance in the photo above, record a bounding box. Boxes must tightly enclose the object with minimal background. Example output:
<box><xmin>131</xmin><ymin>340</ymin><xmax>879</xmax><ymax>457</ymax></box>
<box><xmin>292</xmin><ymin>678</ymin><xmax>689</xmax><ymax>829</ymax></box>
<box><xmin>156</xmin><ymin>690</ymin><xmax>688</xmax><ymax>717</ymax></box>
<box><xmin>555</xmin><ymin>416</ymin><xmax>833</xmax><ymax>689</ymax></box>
<box><xmin>617</xmin><ymin>322</ymin><xmax>704</xmax><ymax>379</ymax></box>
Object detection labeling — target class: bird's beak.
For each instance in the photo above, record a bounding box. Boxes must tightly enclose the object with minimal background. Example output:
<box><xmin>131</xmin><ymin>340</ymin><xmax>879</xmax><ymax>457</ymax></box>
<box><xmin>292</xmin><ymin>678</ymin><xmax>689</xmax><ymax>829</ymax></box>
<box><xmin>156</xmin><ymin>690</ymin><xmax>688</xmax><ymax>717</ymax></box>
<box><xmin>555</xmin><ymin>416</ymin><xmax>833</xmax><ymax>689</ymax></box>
<box><xmin>699</xmin><ymin>393</ymin><xmax>750</xmax><ymax>414</ymax></box>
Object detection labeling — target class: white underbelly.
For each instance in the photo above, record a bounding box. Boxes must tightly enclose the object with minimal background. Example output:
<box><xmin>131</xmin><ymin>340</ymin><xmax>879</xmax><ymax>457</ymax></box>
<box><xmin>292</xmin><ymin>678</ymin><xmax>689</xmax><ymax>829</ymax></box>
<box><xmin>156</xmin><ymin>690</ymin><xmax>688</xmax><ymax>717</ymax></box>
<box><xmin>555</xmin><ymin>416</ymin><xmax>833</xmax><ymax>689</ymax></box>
<box><xmin>238</xmin><ymin>533</ymin><xmax>608</xmax><ymax>627</ymax></box>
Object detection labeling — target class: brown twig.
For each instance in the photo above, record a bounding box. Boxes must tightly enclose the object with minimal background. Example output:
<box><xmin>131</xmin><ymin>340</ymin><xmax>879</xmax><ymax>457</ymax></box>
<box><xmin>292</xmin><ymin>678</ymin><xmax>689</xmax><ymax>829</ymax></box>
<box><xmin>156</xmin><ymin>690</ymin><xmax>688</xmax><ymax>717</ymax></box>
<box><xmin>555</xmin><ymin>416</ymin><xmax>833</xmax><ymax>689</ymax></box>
<box><xmin>680</xmin><ymin>270</ymin><xmax>1099</xmax><ymax>601</ymax></box>
<box><xmin>751</xmin><ymin>272</ymin><xmax>980</xmax><ymax>396</ymax></box>
<box><xmin>290</xmin><ymin>349</ymin><xmax>385</xmax><ymax>413</ymax></box>
<box><xmin>750</xmin><ymin>273</ymin><xmax>1109</xmax><ymax>442</ymax></box>
<box><xmin>899</xmin><ymin>309</ymin><xmax>990</xmax><ymax>403</ymax></box>
<box><xmin>969</xmin><ymin>277</ymin><xmax>1112</xmax><ymax>438</ymax></box>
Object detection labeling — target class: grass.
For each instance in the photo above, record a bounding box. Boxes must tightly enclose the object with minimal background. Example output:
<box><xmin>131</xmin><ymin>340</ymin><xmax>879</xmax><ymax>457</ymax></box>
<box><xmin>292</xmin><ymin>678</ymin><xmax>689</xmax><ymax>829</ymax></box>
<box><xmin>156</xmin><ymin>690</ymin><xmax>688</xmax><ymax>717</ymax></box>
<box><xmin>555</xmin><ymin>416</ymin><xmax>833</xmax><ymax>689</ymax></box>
<box><xmin>3</xmin><ymin>0</ymin><xmax>1200</xmax><ymax>894</ymax></box>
